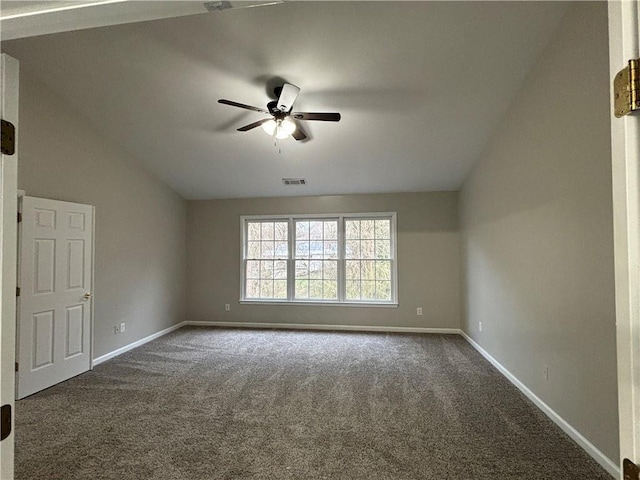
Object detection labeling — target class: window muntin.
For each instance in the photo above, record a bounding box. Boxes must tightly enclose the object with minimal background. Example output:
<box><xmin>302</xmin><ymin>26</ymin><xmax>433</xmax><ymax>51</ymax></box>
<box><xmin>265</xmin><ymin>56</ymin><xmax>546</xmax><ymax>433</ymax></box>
<box><xmin>241</xmin><ymin>213</ymin><xmax>396</xmax><ymax>305</ymax></box>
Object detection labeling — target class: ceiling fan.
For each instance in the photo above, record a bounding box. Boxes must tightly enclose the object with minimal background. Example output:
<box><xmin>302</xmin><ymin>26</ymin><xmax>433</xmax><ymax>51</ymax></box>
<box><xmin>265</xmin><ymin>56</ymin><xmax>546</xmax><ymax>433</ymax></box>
<box><xmin>218</xmin><ymin>83</ymin><xmax>341</xmax><ymax>141</ymax></box>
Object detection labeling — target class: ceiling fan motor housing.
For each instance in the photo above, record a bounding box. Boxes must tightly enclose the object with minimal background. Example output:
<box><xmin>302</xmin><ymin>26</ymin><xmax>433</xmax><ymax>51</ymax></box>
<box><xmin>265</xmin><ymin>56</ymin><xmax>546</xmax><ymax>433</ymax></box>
<box><xmin>267</xmin><ymin>100</ymin><xmax>281</xmax><ymax>115</ymax></box>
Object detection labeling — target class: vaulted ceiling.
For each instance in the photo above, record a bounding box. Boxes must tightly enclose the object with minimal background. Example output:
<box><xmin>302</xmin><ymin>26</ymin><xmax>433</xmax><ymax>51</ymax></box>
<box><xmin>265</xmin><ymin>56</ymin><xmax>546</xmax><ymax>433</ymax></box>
<box><xmin>1</xmin><ymin>1</ymin><xmax>569</xmax><ymax>199</ymax></box>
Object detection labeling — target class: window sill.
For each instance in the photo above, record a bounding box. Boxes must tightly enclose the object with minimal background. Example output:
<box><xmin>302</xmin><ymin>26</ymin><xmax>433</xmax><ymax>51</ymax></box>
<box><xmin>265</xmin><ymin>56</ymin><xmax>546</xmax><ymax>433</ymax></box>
<box><xmin>239</xmin><ymin>300</ymin><xmax>399</xmax><ymax>308</ymax></box>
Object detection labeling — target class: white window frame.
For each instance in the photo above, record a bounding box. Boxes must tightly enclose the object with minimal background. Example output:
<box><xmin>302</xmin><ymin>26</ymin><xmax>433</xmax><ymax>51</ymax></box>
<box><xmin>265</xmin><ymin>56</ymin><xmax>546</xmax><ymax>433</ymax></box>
<box><xmin>240</xmin><ymin>212</ymin><xmax>398</xmax><ymax>307</ymax></box>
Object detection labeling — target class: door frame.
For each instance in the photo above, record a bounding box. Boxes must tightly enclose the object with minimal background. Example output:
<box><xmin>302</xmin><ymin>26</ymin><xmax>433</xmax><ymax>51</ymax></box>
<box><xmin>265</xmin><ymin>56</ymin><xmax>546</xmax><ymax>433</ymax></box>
<box><xmin>0</xmin><ymin>53</ymin><xmax>18</xmax><ymax>480</ymax></box>
<box><xmin>608</xmin><ymin>0</ymin><xmax>640</xmax><ymax>473</ymax></box>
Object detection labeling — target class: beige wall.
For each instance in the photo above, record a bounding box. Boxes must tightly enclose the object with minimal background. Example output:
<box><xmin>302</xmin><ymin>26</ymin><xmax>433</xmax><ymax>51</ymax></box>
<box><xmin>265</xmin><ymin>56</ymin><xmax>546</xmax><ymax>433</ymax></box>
<box><xmin>460</xmin><ymin>2</ymin><xmax>618</xmax><ymax>463</ymax></box>
<box><xmin>187</xmin><ymin>192</ymin><xmax>460</xmax><ymax>329</ymax></box>
<box><xmin>16</xmin><ymin>72</ymin><xmax>187</xmax><ymax>358</ymax></box>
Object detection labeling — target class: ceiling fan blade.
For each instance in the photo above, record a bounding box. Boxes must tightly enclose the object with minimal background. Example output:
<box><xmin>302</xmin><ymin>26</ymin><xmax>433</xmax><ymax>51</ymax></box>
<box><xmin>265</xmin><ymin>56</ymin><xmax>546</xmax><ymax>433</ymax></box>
<box><xmin>291</xmin><ymin>123</ymin><xmax>307</xmax><ymax>141</ymax></box>
<box><xmin>277</xmin><ymin>83</ymin><xmax>300</xmax><ymax>112</ymax></box>
<box><xmin>291</xmin><ymin>112</ymin><xmax>341</xmax><ymax>122</ymax></box>
<box><xmin>218</xmin><ymin>99</ymin><xmax>269</xmax><ymax>114</ymax></box>
<box><xmin>237</xmin><ymin>118</ymin><xmax>272</xmax><ymax>131</ymax></box>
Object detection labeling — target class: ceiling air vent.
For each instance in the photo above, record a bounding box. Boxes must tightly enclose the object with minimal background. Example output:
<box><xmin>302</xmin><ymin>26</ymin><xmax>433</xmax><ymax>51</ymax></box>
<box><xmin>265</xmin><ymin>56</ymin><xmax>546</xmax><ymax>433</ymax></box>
<box><xmin>282</xmin><ymin>178</ymin><xmax>307</xmax><ymax>186</ymax></box>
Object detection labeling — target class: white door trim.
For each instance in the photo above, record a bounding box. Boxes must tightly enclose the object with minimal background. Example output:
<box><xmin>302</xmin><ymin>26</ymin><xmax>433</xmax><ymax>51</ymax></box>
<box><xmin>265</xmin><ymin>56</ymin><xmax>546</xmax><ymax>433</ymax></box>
<box><xmin>608</xmin><ymin>0</ymin><xmax>640</xmax><ymax>475</ymax></box>
<box><xmin>0</xmin><ymin>53</ymin><xmax>19</xmax><ymax>480</ymax></box>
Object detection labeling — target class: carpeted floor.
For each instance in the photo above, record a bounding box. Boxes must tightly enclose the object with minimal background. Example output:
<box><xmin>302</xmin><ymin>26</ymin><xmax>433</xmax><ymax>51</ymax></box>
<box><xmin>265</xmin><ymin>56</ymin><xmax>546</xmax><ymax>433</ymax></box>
<box><xmin>16</xmin><ymin>327</ymin><xmax>612</xmax><ymax>479</ymax></box>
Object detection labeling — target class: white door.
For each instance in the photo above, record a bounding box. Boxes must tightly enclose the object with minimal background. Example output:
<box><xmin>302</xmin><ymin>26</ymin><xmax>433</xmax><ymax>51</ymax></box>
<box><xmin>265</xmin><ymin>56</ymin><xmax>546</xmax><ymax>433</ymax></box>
<box><xmin>0</xmin><ymin>53</ymin><xmax>19</xmax><ymax>480</ymax></box>
<box><xmin>17</xmin><ymin>196</ymin><xmax>93</xmax><ymax>399</ymax></box>
<box><xmin>608</xmin><ymin>0</ymin><xmax>640</xmax><ymax>476</ymax></box>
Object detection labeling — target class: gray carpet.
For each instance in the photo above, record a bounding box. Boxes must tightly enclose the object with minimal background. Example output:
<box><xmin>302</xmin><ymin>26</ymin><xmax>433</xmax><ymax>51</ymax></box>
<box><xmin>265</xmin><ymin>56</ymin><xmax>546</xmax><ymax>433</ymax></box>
<box><xmin>16</xmin><ymin>327</ymin><xmax>612</xmax><ymax>479</ymax></box>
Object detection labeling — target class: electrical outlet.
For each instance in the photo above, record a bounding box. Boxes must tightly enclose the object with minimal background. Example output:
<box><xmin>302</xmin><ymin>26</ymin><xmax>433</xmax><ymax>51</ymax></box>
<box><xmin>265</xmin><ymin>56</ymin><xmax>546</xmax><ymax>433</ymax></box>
<box><xmin>544</xmin><ymin>366</ymin><xmax>550</xmax><ymax>381</ymax></box>
<box><xmin>479</xmin><ymin>322</ymin><xmax>483</xmax><ymax>332</ymax></box>
<box><xmin>114</xmin><ymin>325</ymin><xmax>120</xmax><ymax>335</ymax></box>
<box><xmin>120</xmin><ymin>322</ymin><xmax>126</xmax><ymax>333</ymax></box>
<box><xmin>416</xmin><ymin>307</ymin><xmax>423</xmax><ymax>316</ymax></box>
<box><xmin>225</xmin><ymin>304</ymin><xmax>230</xmax><ymax>311</ymax></box>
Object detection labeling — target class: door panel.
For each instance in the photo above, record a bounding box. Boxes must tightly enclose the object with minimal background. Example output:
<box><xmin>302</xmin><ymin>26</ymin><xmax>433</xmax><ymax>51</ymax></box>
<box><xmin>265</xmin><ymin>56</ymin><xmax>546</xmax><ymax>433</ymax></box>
<box><xmin>34</xmin><ymin>239</ymin><xmax>55</xmax><ymax>293</ymax></box>
<box><xmin>65</xmin><ymin>305</ymin><xmax>84</xmax><ymax>358</ymax></box>
<box><xmin>18</xmin><ymin>196</ymin><xmax>93</xmax><ymax>399</ymax></box>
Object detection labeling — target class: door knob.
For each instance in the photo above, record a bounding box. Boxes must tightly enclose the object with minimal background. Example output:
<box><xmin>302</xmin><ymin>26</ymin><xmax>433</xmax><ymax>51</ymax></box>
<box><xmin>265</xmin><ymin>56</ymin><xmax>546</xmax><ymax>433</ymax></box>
<box><xmin>83</xmin><ymin>292</ymin><xmax>92</xmax><ymax>299</ymax></box>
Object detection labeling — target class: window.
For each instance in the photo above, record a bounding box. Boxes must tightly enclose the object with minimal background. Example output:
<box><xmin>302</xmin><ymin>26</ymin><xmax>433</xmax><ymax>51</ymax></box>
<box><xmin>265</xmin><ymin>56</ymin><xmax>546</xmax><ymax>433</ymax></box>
<box><xmin>241</xmin><ymin>213</ymin><xmax>397</xmax><ymax>305</ymax></box>
<box><xmin>245</xmin><ymin>220</ymin><xmax>289</xmax><ymax>299</ymax></box>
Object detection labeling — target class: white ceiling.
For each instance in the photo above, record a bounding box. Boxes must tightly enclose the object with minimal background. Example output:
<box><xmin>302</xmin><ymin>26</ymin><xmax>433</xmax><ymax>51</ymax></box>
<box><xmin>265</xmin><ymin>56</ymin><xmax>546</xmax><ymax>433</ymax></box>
<box><xmin>1</xmin><ymin>1</ymin><xmax>569</xmax><ymax>199</ymax></box>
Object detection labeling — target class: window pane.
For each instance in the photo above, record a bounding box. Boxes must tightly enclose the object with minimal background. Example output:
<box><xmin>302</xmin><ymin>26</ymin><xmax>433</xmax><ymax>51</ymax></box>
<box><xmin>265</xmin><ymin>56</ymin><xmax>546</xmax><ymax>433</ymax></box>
<box><xmin>376</xmin><ymin>281</ymin><xmax>391</xmax><ymax>301</ymax></box>
<box><xmin>361</xmin><ymin>281</ymin><xmax>376</xmax><ymax>299</ymax></box>
<box><xmin>273</xmin><ymin>280</ymin><xmax>287</xmax><ymax>299</ymax></box>
<box><xmin>309</xmin><ymin>260</ymin><xmax>323</xmax><ymax>279</ymax></box>
<box><xmin>346</xmin><ymin>260</ymin><xmax>360</xmax><ymax>280</ymax></box>
<box><xmin>346</xmin><ymin>280</ymin><xmax>360</xmax><ymax>300</ymax></box>
<box><xmin>246</xmin><ymin>260</ymin><xmax>260</xmax><ymax>279</ymax></box>
<box><xmin>323</xmin><ymin>261</ymin><xmax>337</xmax><ymax>280</ymax></box>
<box><xmin>295</xmin><ymin>279</ymin><xmax>309</xmax><ymax>298</ymax></box>
<box><xmin>325</xmin><ymin>222</ymin><xmax>337</xmax><ymax>240</ymax></box>
<box><xmin>375</xmin><ymin>261</ymin><xmax>391</xmax><ymax>280</ymax></box>
<box><xmin>295</xmin><ymin>240</ymin><xmax>309</xmax><ymax>258</ymax></box>
<box><xmin>375</xmin><ymin>220</ymin><xmax>390</xmax><ymax>239</ymax></box>
<box><xmin>309</xmin><ymin>221</ymin><xmax>323</xmax><ymax>240</ymax></box>
<box><xmin>324</xmin><ymin>241</ymin><xmax>337</xmax><ymax>259</ymax></box>
<box><xmin>248</xmin><ymin>222</ymin><xmax>261</xmax><ymax>241</ymax></box>
<box><xmin>309</xmin><ymin>241</ymin><xmax>323</xmax><ymax>258</ymax></box>
<box><xmin>260</xmin><ymin>281</ymin><xmax>273</xmax><ymax>298</ymax></box>
<box><xmin>274</xmin><ymin>241</ymin><xmax>288</xmax><ymax>258</ymax></box>
<box><xmin>274</xmin><ymin>222</ymin><xmax>288</xmax><ymax>240</ymax></box>
<box><xmin>361</xmin><ymin>220</ymin><xmax>375</xmax><ymax>239</ymax></box>
<box><xmin>361</xmin><ymin>260</ymin><xmax>375</xmax><ymax>280</ymax></box>
<box><xmin>309</xmin><ymin>280</ymin><xmax>323</xmax><ymax>298</ymax></box>
<box><xmin>247</xmin><ymin>241</ymin><xmax>260</xmax><ymax>259</ymax></box>
<box><xmin>274</xmin><ymin>260</ymin><xmax>287</xmax><ymax>279</ymax></box>
<box><xmin>361</xmin><ymin>240</ymin><xmax>375</xmax><ymax>259</ymax></box>
<box><xmin>295</xmin><ymin>260</ymin><xmax>309</xmax><ymax>279</ymax></box>
<box><xmin>260</xmin><ymin>241</ymin><xmax>274</xmax><ymax>258</ymax></box>
<box><xmin>345</xmin><ymin>220</ymin><xmax>359</xmax><ymax>239</ymax></box>
<box><xmin>246</xmin><ymin>279</ymin><xmax>260</xmax><ymax>298</ymax></box>
<box><xmin>261</xmin><ymin>222</ymin><xmax>274</xmax><ymax>240</ymax></box>
<box><xmin>260</xmin><ymin>261</ymin><xmax>273</xmax><ymax>279</ymax></box>
<box><xmin>375</xmin><ymin>241</ymin><xmax>390</xmax><ymax>259</ymax></box>
<box><xmin>296</xmin><ymin>221</ymin><xmax>309</xmax><ymax>240</ymax></box>
<box><xmin>345</xmin><ymin>240</ymin><xmax>360</xmax><ymax>259</ymax></box>
<box><xmin>324</xmin><ymin>280</ymin><xmax>338</xmax><ymax>300</ymax></box>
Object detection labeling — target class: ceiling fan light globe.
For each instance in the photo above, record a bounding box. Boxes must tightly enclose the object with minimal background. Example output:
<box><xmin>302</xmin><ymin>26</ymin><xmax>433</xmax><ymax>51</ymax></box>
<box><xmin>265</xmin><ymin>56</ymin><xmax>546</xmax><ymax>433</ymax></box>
<box><xmin>280</xmin><ymin>117</ymin><xmax>297</xmax><ymax>136</ymax></box>
<box><xmin>262</xmin><ymin>119</ymin><xmax>277</xmax><ymax>136</ymax></box>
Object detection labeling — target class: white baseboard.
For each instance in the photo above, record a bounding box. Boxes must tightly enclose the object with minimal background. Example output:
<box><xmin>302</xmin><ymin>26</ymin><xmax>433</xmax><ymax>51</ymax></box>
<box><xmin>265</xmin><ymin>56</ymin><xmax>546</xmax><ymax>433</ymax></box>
<box><xmin>459</xmin><ymin>331</ymin><xmax>619</xmax><ymax>478</ymax></box>
<box><xmin>184</xmin><ymin>320</ymin><xmax>460</xmax><ymax>335</ymax></box>
<box><xmin>92</xmin><ymin>322</ymin><xmax>186</xmax><ymax>366</ymax></box>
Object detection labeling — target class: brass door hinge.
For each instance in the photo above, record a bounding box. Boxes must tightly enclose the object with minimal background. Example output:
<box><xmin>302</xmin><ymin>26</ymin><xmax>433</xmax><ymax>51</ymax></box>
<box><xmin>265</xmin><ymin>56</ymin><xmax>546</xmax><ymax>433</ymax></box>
<box><xmin>14</xmin><ymin>362</ymin><xmax>18</xmax><ymax>373</ymax></box>
<box><xmin>625</xmin><ymin>459</ymin><xmax>640</xmax><ymax>480</ymax></box>
<box><xmin>17</xmin><ymin>212</ymin><xmax>21</xmax><ymax>223</ymax></box>
<box><xmin>0</xmin><ymin>119</ymin><xmax>15</xmax><ymax>155</ymax></box>
<box><xmin>16</xmin><ymin>287</ymin><xmax>20</xmax><ymax>297</ymax></box>
<box><xmin>615</xmin><ymin>58</ymin><xmax>640</xmax><ymax>118</ymax></box>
